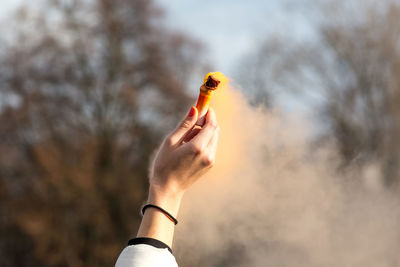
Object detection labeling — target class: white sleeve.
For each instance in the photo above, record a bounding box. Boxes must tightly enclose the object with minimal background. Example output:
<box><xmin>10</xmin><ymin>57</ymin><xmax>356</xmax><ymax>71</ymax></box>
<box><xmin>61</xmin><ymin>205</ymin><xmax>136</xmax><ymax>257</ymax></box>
<box><xmin>115</xmin><ymin>240</ymin><xmax>178</xmax><ymax>267</ymax></box>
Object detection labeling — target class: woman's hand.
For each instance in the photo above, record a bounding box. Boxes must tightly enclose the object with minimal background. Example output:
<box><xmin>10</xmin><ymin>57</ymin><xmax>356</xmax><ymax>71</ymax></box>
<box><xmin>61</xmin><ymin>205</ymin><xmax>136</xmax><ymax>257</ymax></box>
<box><xmin>136</xmin><ymin>106</ymin><xmax>219</xmax><ymax>247</ymax></box>
<box><xmin>148</xmin><ymin>106</ymin><xmax>219</xmax><ymax>216</ymax></box>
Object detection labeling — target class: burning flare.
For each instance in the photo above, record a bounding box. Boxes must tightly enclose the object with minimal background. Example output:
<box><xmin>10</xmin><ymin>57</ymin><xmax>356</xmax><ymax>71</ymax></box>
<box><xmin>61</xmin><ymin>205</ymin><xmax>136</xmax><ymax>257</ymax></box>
<box><xmin>196</xmin><ymin>72</ymin><xmax>227</xmax><ymax>126</ymax></box>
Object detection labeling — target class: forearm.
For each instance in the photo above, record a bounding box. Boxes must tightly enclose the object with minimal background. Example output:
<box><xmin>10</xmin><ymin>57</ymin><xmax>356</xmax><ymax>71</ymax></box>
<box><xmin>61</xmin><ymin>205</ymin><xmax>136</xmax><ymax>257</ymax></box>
<box><xmin>137</xmin><ymin>187</ymin><xmax>183</xmax><ymax>248</ymax></box>
<box><xmin>115</xmin><ymin>189</ymin><xmax>182</xmax><ymax>267</ymax></box>
<box><xmin>115</xmin><ymin>105</ymin><xmax>219</xmax><ymax>267</ymax></box>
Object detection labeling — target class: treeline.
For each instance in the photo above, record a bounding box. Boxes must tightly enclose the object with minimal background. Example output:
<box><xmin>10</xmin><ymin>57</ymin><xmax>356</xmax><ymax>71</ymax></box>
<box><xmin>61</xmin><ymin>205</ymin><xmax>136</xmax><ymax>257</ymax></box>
<box><xmin>1</xmin><ymin>0</ymin><xmax>400</xmax><ymax>266</ymax></box>
<box><xmin>0</xmin><ymin>0</ymin><xmax>203</xmax><ymax>266</ymax></box>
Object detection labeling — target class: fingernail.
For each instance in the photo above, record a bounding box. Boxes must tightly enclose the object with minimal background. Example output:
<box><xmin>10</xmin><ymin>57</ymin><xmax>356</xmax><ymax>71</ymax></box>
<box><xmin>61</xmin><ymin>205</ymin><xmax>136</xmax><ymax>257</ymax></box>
<box><xmin>188</xmin><ymin>106</ymin><xmax>195</xmax><ymax>117</ymax></box>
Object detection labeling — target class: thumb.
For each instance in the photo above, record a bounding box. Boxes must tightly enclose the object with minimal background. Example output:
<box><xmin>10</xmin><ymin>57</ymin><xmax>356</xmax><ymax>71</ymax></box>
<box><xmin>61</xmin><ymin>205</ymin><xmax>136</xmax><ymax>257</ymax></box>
<box><xmin>169</xmin><ymin>106</ymin><xmax>198</xmax><ymax>143</ymax></box>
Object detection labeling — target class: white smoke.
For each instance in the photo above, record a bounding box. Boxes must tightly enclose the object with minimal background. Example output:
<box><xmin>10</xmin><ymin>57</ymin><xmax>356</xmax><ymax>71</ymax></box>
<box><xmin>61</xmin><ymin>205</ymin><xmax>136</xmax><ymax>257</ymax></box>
<box><xmin>174</xmin><ymin>85</ymin><xmax>400</xmax><ymax>267</ymax></box>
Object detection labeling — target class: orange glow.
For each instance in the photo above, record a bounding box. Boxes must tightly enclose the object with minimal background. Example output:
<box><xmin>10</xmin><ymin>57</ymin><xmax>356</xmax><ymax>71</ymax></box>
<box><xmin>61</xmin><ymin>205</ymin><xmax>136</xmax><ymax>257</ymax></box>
<box><xmin>202</xmin><ymin>72</ymin><xmax>228</xmax><ymax>88</ymax></box>
<box><xmin>196</xmin><ymin>72</ymin><xmax>227</xmax><ymax>126</ymax></box>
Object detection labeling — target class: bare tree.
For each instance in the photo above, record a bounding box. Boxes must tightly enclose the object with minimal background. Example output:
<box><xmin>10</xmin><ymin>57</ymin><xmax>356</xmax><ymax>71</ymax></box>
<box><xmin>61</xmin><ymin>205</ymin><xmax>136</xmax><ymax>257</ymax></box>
<box><xmin>0</xmin><ymin>0</ymin><xmax>205</xmax><ymax>266</ymax></box>
<box><xmin>237</xmin><ymin>0</ymin><xmax>400</xmax><ymax>188</ymax></box>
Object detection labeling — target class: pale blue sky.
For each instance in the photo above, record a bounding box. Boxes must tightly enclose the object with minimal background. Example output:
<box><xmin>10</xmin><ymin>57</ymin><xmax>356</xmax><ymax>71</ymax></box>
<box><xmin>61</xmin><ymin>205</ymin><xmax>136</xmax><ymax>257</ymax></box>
<box><xmin>156</xmin><ymin>0</ymin><xmax>316</xmax><ymax>74</ymax></box>
<box><xmin>154</xmin><ymin>0</ymin><xmax>318</xmax><ymax>115</ymax></box>
<box><xmin>2</xmin><ymin>0</ymin><xmax>317</xmax><ymax>113</ymax></box>
<box><xmin>2</xmin><ymin>0</ymin><xmax>24</xmax><ymax>14</ymax></box>
<box><xmin>2</xmin><ymin>0</ymin><xmax>315</xmax><ymax>76</ymax></box>
<box><xmin>0</xmin><ymin>0</ymin><xmax>316</xmax><ymax>116</ymax></box>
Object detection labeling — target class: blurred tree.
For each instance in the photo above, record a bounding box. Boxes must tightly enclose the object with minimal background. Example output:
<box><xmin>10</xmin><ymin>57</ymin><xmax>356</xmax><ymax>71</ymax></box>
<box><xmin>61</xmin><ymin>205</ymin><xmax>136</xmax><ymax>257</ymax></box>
<box><xmin>0</xmin><ymin>0</ymin><xmax>204</xmax><ymax>266</ymax></box>
<box><xmin>237</xmin><ymin>0</ymin><xmax>400</xmax><ymax>188</ymax></box>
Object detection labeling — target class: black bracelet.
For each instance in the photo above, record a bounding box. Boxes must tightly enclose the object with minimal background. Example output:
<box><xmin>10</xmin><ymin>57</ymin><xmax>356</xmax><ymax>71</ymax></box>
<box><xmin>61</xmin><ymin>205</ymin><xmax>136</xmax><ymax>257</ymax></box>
<box><xmin>141</xmin><ymin>204</ymin><xmax>178</xmax><ymax>225</ymax></box>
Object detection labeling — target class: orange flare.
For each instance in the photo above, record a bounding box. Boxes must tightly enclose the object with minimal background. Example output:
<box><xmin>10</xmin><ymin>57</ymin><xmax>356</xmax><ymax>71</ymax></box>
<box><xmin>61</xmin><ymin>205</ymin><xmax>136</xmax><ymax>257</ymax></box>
<box><xmin>196</xmin><ymin>72</ymin><xmax>226</xmax><ymax>126</ymax></box>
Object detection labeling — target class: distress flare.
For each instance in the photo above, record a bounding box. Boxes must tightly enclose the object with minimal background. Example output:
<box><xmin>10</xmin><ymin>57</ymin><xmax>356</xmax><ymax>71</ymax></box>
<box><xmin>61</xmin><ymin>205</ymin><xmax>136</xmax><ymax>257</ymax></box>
<box><xmin>196</xmin><ymin>72</ymin><xmax>227</xmax><ymax>125</ymax></box>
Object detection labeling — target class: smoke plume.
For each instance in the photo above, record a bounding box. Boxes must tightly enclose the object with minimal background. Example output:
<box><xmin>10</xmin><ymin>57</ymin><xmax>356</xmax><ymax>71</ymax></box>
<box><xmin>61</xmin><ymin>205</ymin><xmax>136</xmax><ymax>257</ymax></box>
<box><xmin>174</xmin><ymin>84</ymin><xmax>400</xmax><ymax>267</ymax></box>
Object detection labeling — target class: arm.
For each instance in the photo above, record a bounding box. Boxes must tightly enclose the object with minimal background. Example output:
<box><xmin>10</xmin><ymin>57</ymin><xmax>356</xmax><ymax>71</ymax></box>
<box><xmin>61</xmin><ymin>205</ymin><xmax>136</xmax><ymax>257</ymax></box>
<box><xmin>116</xmin><ymin>106</ymin><xmax>219</xmax><ymax>267</ymax></box>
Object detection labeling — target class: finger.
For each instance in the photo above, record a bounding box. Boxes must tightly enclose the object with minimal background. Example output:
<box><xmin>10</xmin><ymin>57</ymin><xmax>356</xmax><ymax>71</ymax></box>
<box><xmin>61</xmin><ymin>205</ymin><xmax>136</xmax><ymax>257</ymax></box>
<box><xmin>181</xmin><ymin>126</ymin><xmax>201</xmax><ymax>144</ymax></box>
<box><xmin>205</xmin><ymin>127</ymin><xmax>219</xmax><ymax>163</ymax></box>
<box><xmin>194</xmin><ymin>129</ymin><xmax>219</xmax><ymax>169</ymax></box>
<box><xmin>207</xmin><ymin>126</ymin><xmax>219</xmax><ymax>152</ymax></box>
<box><xmin>190</xmin><ymin>108</ymin><xmax>218</xmax><ymax>150</ymax></box>
<box><xmin>169</xmin><ymin>106</ymin><xmax>198</xmax><ymax>144</ymax></box>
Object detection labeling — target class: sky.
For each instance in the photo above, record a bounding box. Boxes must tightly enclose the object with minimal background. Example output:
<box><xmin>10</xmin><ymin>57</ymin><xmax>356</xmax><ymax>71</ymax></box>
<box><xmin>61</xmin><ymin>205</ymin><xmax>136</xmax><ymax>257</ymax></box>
<box><xmin>2</xmin><ymin>0</ymin><xmax>315</xmax><ymax>77</ymax></box>
<box><xmin>155</xmin><ymin>0</ymin><xmax>316</xmax><ymax>76</ymax></box>
<box><xmin>2</xmin><ymin>0</ymin><xmax>24</xmax><ymax>16</ymax></box>
<box><xmin>1</xmin><ymin>0</ymin><xmax>317</xmax><ymax>113</ymax></box>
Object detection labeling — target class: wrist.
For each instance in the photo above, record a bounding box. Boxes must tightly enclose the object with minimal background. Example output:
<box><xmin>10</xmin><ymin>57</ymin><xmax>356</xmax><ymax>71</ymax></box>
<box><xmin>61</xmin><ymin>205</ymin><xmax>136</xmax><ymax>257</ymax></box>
<box><xmin>148</xmin><ymin>185</ymin><xmax>184</xmax><ymax>218</ymax></box>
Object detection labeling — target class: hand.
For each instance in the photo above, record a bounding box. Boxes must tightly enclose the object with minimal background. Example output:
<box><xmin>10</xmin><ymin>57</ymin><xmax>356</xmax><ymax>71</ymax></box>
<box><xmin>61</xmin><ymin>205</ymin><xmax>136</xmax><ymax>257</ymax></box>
<box><xmin>148</xmin><ymin>106</ymin><xmax>219</xmax><ymax>215</ymax></box>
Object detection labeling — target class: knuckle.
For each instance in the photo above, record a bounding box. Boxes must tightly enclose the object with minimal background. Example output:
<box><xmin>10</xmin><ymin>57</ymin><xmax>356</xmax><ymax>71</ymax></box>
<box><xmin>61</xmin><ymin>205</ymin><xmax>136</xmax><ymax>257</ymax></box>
<box><xmin>202</xmin><ymin>155</ymin><xmax>215</xmax><ymax>167</ymax></box>
<box><xmin>209</xmin><ymin>121</ymin><xmax>218</xmax><ymax>129</ymax></box>
<box><xmin>190</xmin><ymin>144</ymin><xmax>203</xmax><ymax>155</ymax></box>
<box><xmin>180</xmin><ymin>119</ymin><xmax>191</xmax><ymax>129</ymax></box>
<box><xmin>164</xmin><ymin>135</ymin><xmax>175</xmax><ymax>146</ymax></box>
